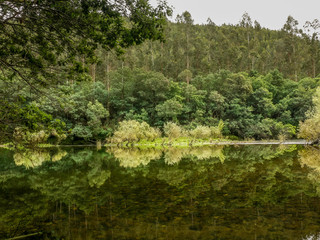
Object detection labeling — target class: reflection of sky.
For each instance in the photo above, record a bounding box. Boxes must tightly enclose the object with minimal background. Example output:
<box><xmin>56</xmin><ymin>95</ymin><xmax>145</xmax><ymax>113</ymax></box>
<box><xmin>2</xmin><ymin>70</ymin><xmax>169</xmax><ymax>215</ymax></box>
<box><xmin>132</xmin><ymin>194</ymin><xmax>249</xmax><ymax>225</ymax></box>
<box><xmin>149</xmin><ymin>0</ymin><xmax>320</xmax><ymax>30</ymax></box>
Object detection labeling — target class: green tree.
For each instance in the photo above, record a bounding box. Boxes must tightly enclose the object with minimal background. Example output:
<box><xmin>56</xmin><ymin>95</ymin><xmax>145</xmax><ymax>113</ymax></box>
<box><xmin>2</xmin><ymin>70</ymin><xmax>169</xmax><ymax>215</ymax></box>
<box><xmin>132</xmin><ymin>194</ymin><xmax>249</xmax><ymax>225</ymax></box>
<box><xmin>239</xmin><ymin>12</ymin><xmax>253</xmax><ymax>70</ymax></box>
<box><xmin>156</xmin><ymin>98</ymin><xmax>183</xmax><ymax>122</ymax></box>
<box><xmin>248</xmin><ymin>87</ymin><xmax>276</xmax><ymax>117</ymax></box>
<box><xmin>176</xmin><ymin>11</ymin><xmax>194</xmax><ymax>83</ymax></box>
<box><xmin>298</xmin><ymin>87</ymin><xmax>320</xmax><ymax>143</ymax></box>
<box><xmin>304</xmin><ymin>19</ymin><xmax>320</xmax><ymax>78</ymax></box>
<box><xmin>34</xmin><ymin>82</ymin><xmax>110</xmax><ymax>141</ymax></box>
<box><xmin>281</xmin><ymin>16</ymin><xmax>300</xmax><ymax>79</ymax></box>
<box><xmin>0</xmin><ymin>0</ymin><xmax>171</xmax><ymax>87</ymax></box>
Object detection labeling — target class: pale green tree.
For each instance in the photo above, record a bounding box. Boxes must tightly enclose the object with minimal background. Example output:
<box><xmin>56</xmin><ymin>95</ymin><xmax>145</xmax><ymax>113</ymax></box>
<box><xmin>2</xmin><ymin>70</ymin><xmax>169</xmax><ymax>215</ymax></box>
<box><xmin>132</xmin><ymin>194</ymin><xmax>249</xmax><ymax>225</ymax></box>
<box><xmin>298</xmin><ymin>87</ymin><xmax>320</xmax><ymax>143</ymax></box>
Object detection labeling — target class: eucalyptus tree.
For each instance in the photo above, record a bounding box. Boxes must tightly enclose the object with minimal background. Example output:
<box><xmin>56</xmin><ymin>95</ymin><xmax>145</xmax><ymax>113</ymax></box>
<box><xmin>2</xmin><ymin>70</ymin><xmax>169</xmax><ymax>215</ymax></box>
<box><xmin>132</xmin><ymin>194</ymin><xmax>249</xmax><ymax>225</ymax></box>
<box><xmin>176</xmin><ymin>11</ymin><xmax>194</xmax><ymax>84</ymax></box>
<box><xmin>304</xmin><ymin>19</ymin><xmax>320</xmax><ymax>78</ymax></box>
<box><xmin>239</xmin><ymin>12</ymin><xmax>253</xmax><ymax>70</ymax></box>
<box><xmin>281</xmin><ymin>16</ymin><xmax>301</xmax><ymax>79</ymax></box>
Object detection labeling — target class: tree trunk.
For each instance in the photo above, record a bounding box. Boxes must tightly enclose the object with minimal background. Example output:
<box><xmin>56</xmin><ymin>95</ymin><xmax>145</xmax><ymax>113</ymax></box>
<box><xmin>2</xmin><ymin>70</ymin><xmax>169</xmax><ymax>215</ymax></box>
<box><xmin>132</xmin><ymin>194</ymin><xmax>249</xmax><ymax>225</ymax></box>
<box><xmin>313</xmin><ymin>57</ymin><xmax>316</xmax><ymax>78</ymax></box>
<box><xmin>90</xmin><ymin>64</ymin><xmax>96</xmax><ymax>82</ymax></box>
<box><xmin>106</xmin><ymin>52</ymin><xmax>111</xmax><ymax>113</ymax></box>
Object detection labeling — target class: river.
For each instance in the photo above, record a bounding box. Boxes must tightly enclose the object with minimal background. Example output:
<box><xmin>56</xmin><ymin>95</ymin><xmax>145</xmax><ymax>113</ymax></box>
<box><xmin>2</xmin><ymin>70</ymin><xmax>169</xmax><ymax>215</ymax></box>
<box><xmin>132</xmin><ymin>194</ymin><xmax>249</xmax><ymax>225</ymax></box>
<box><xmin>1</xmin><ymin>144</ymin><xmax>320</xmax><ymax>239</ymax></box>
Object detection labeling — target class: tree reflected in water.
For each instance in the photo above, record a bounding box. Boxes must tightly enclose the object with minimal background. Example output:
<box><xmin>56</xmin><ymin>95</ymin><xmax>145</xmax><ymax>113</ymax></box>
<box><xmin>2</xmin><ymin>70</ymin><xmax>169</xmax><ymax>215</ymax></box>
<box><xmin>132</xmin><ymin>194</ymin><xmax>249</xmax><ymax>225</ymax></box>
<box><xmin>299</xmin><ymin>147</ymin><xmax>320</xmax><ymax>194</ymax></box>
<box><xmin>13</xmin><ymin>148</ymin><xmax>67</xmax><ymax>169</ymax></box>
<box><xmin>1</xmin><ymin>145</ymin><xmax>320</xmax><ymax>239</ymax></box>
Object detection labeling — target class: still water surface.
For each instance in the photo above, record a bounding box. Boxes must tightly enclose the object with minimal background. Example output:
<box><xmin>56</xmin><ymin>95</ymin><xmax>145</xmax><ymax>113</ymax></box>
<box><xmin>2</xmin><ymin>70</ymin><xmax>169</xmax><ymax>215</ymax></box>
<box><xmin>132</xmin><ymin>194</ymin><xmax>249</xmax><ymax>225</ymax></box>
<box><xmin>1</xmin><ymin>145</ymin><xmax>320</xmax><ymax>239</ymax></box>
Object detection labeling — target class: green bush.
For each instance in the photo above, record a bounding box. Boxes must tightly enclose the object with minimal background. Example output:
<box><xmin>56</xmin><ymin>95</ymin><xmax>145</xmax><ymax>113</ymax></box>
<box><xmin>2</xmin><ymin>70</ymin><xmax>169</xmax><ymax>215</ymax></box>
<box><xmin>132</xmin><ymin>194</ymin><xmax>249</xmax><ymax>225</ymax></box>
<box><xmin>163</xmin><ymin>122</ymin><xmax>183</xmax><ymax>139</ymax></box>
<box><xmin>186</xmin><ymin>120</ymin><xmax>224</xmax><ymax>140</ymax></box>
<box><xmin>299</xmin><ymin>116</ymin><xmax>320</xmax><ymax>141</ymax></box>
<box><xmin>298</xmin><ymin>87</ymin><xmax>320</xmax><ymax>142</ymax></box>
<box><xmin>277</xmin><ymin>123</ymin><xmax>296</xmax><ymax>140</ymax></box>
<box><xmin>13</xmin><ymin>127</ymin><xmax>67</xmax><ymax>146</ymax></box>
<box><xmin>110</xmin><ymin>120</ymin><xmax>161</xmax><ymax>143</ymax></box>
<box><xmin>189</xmin><ymin>126</ymin><xmax>212</xmax><ymax>139</ymax></box>
<box><xmin>210</xmin><ymin>120</ymin><xmax>224</xmax><ymax>138</ymax></box>
<box><xmin>13</xmin><ymin>128</ymin><xmax>49</xmax><ymax>146</ymax></box>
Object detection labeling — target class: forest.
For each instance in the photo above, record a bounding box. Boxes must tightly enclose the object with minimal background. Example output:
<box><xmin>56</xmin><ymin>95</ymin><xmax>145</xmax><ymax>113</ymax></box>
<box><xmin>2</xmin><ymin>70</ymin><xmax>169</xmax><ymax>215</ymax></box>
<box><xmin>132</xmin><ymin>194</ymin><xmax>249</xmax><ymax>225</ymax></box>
<box><xmin>3</xmin><ymin>2</ymin><xmax>320</xmax><ymax>239</ymax></box>
<box><xmin>1</xmin><ymin>1</ymin><xmax>320</xmax><ymax>146</ymax></box>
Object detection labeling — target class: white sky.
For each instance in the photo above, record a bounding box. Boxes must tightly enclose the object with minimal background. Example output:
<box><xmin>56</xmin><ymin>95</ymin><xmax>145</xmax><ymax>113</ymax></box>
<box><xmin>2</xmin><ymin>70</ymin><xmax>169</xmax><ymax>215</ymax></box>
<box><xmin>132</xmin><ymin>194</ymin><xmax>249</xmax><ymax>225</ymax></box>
<box><xmin>149</xmin><ymin>0</ymin><xmax>320</xmax><ymax>30</ymax></box>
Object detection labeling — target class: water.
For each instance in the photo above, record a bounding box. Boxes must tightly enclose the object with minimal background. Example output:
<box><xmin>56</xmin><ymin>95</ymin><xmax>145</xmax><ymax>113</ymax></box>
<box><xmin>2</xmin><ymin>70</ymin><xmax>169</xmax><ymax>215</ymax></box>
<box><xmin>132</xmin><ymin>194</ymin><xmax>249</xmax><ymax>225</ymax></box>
<box><xmin>1</xmin><ymin>145</ymin><xmax>320</xmax><ymax>239</ymax></box>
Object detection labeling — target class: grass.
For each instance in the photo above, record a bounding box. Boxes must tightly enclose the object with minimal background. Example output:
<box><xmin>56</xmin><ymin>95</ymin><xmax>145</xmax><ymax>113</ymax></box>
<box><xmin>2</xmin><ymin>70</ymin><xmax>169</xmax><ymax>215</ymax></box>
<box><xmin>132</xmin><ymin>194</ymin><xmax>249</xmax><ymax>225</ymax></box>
<box><xmin>105</xmin><ymin>137</ymin><xmax>231</xmax><ymax>148</ymax></box>
<box><xmin>105</xmin><ymin>138</ymin><xmax>311</xmax><ymax>148</ymax></box>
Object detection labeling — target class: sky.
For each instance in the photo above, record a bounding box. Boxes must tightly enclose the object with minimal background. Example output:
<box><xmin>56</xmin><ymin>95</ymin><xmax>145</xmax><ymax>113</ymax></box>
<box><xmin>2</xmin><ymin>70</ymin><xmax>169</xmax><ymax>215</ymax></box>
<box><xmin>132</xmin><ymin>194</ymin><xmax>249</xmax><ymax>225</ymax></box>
<box><xmin>149</xmin><ymin>0</ymin><xmax>320</xmax><ymax>30</ymax></box>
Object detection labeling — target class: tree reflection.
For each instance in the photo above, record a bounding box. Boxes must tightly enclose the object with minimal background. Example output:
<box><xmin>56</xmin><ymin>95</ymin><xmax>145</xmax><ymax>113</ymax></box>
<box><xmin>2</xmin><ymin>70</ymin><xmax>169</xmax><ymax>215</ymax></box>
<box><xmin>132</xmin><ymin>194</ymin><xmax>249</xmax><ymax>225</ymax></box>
<box><xmin>13</xmin><ymin>148</ymin><xmax>67</xmax><ymax>169</ymax></box>
<box><xmin>109</xmin><ymin>146</ymin><xmax>225</xmax><ymax>167</ymax></box>
<box><xmin>110</xmin><ymin>148</ymin><xmax>163</xmax><ymax>167</ymax></box>
<box><xmin>2</xmin><ymin>145</ymin><xmax>320</xmax><ymax>239</ymax></box>
<box><xmin>299</xmin><ymin>147</ymin><xmax>320</xmax><ymax>194</ymax></box>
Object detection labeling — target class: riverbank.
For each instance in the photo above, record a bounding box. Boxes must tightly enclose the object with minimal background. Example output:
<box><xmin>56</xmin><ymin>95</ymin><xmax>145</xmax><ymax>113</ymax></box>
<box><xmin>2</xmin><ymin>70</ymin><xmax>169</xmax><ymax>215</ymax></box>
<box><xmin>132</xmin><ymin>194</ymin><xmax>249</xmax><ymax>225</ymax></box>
<box><xmin>0</xmin><ymin>140</ymin><xmax>313</xmax><ymax>150</ymax></box>
<box><xmin>104</xmin><ymin>139</ymin><xmax>312</xmax><ymax>148</ymax></box>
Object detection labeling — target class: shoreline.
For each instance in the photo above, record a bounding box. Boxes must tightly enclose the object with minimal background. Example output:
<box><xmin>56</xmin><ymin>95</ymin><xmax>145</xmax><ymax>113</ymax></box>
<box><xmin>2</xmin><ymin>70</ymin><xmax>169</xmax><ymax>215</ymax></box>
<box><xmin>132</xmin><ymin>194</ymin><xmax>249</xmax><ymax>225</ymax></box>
<box><xmin>104</xmin><ymin>139</ymin><xmax>312</xmax><ymax>148</ymax></box>
<box><xmin>0</xmin><ymin>140</ymin><xmax>313</xmax><ymax>150</ymax></box>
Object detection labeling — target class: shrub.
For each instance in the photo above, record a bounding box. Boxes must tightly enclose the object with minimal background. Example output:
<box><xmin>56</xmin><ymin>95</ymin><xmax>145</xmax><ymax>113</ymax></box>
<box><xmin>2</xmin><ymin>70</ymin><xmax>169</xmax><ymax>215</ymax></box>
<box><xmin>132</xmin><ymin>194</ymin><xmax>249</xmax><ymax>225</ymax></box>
<box><xmin>189</xmin><ymin>125</ymin><xmax>212</xmax><ymax>139</ymax></box>
<box><xmin>110</xmin><ymin>120</ymin><xmax>161</xmax><ymax>143</ymax></box>
<box><xmin>163</xmin><ymin>122</ymin><xmax>183</xmax><ymax>139</ymax></box>
<box><xmin>298</xmin><ymin>87</ymin><xmax>320</xmax><ymax>142</ymax></box>
<box><xmin>298</xmin><ymin>115</ymin><xmax>320</xmax><ymax>141</ymax></box>
<box><xmin>210</xmin><ymin>120</ymin><xmax>224</xmax><ymax>138</ymax></box>
<box><xmin>13</xmin><ymin>127</ymin><xmax>49</xmax><ymax>146</ymax></box>
<box><xmin>13</xmin><ymin>127</ymin><xmax>67</xmax><ymax>146</ymax></box>
<box><xmin>278</xmin><ymin>123</ymin><xmax>296</xmax><ymax>140</ymax></box>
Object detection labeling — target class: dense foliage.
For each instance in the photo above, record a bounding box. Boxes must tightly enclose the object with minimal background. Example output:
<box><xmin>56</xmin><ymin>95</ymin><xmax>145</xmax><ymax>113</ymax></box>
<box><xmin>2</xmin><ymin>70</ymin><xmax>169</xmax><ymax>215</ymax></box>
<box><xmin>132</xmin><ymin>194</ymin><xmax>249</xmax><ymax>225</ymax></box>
<box><xmin>298</xmin><ymin>87</ymin><xmax>320</xmax><ymax>143</ymax></box>
<box><xmin>101</xmin><ymin>13</ymin><xmax>320</xmax><ymax>80</ymax></box>
<box><xmin>0</xmin><ymin>0</ymin><xmax>171</xmax><ymax>143</ymax></box>
<box><xmin>31</xmin><ymin>68</ymin><xmax>317</xmax><ymax>143</ymax></box>
<box><xmin>0</xmin><ymin>0</ymin><xmax>171</xmax><ymax>87</ymax></box>
<box><xmin>1</xmin><ymin>6</ymin><xmax>320</xmax><ymax>144</ymax></box>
